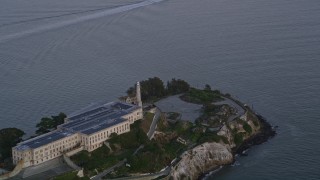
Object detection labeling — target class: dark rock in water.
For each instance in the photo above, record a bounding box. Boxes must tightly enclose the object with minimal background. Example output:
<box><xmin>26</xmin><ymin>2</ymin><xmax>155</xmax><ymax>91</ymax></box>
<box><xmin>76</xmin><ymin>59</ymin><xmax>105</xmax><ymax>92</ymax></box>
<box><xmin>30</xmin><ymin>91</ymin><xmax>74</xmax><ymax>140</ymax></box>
<box><xmin>240</xmin><ymin>153</ymin><xmax>248</xmax><ymax>157</ymax></box>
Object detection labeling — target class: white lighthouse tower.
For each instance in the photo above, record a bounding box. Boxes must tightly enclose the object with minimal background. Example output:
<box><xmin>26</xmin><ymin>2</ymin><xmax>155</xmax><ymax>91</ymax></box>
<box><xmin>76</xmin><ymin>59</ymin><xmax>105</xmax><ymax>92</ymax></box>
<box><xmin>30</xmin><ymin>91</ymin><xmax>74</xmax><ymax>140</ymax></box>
<box><xmin>136</xmin><ymin>81</ymin><xmax>142</xmax><ymax>107</ymax></box>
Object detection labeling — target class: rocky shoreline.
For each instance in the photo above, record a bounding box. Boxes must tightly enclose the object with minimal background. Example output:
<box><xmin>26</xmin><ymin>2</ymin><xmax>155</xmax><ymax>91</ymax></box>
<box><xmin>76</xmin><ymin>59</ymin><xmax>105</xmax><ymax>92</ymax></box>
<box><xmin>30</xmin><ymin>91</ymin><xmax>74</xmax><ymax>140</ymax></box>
<box><xmin>235</xmin><ymin>114</ymin><xmax>276</xmax><ymax>156</ymax></box>
<box><xmin>199</xmin><ymin>113</ymin><xmax>277</xmax><ymax>180</ymax></box>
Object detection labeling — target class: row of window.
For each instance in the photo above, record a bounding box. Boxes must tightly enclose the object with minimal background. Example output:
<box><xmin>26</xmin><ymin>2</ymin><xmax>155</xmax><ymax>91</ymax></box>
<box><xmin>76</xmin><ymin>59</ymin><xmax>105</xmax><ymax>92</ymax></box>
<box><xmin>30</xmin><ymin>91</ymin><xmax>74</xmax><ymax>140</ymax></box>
<box><xmin>88</xmin><ymin>123</ymin><xmax>129</xmax><ymax>145</ymax></box>
<box><xmin>34</xmin><ymin>135</ymin><xmax>79</xmax><ymax>155</ymax></box>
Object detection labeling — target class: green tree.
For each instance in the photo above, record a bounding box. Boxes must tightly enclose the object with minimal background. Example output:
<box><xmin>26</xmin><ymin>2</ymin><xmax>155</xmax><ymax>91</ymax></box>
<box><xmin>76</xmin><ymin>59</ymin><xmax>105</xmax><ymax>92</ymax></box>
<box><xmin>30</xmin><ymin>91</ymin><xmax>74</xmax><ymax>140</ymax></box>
<box><xmin>51</xmin><ymin>113</ymin><xmax>67</xmax><ymax>127</ymax></box>
<box><xmin>203</xmin><ymin>103</ymin><xmax>217</xmax><ymax>116</ymax></box>
<box><xmin>204</xmin><ymin>84</ymin><xmax>212</xmax><ymax>91</ymax></box>
<box><xmin>234</xmin><ymin>133</ymin><xmax>244</xmax><ymax>146</ymax></box>
<box><xmin>127</xmin><ymin>77</ymin><xmax>166</xmax><ymax>102</ymax></box>
<box><xmin>126</xmin><ymin>87</ymin><xmax>135</xmax><ymax>97</ymax></box>
<box><xmin>0</xmin><ymin>128</ymin><xmax>25</xmax><ymax>161</ymax></box>
<box><xmin>35</xmin><ymin>112</ymin><xmax>66</xmax><ymax>135</ymax></box>
<box><xmin>166</xmin><ymin>78</ymin><xmax>190</xmax><ymax>95</ymax></box>
<box><xmin>243</xmin><ymin>122</ymin><xmax>253</xmax><ymax>134</ymax></box>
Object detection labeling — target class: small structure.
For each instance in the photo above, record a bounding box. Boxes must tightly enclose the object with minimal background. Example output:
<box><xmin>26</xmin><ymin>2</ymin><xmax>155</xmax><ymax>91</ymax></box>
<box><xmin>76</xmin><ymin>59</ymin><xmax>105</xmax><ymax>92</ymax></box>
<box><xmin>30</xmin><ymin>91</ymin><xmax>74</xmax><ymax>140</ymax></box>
<box><xmin>176</xmin><ymin>137</ymin><xmax>187</xmax><ymax>145</ymax></box>
<box><xmin>240</xmin><ymin>111</ymin><xmax>248</xmax><ymax>121</ymax></box>
<box><xmin>77</xmin><ymin>169</ymin><xmax>84</xmax><ymax>178</ymax></box>
<box><xmin>119</xmin><ymin>96</ymin><xmax>137</xmax><ymax>105</ymax></box>
<box><xmin>119</xmin><ymin>82</ymin><xmax>143</xmax><ymax>107</ymax></box>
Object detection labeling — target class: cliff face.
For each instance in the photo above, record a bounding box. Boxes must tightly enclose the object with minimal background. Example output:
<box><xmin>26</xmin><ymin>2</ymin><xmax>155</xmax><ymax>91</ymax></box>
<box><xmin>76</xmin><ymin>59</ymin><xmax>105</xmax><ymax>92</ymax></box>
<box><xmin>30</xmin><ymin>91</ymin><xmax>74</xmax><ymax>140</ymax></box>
<box><xmin>170</xmin><ymin>142</ymin><xmax>233</xmax><ymax>180</ymax></box>
<box><xmin>218</xmin><ymin>111</ymin><xmax>261</xmax><ymax>148</ymax></box>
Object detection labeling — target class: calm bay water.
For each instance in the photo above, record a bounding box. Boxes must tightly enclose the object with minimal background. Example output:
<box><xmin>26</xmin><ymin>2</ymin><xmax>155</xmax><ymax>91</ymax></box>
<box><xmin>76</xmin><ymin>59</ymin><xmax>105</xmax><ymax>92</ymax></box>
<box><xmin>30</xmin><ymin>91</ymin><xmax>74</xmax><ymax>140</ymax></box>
<box><xmin>1</xmin><ymin>0</ymin><xmax>320</xmax><ymax>179</ymax></box>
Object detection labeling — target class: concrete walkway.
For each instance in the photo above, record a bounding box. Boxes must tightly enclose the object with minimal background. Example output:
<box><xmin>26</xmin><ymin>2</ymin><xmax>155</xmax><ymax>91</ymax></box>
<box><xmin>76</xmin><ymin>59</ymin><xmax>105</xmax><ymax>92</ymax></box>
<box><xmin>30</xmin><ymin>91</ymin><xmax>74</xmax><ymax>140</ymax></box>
<box><xmin>114</xmin><ymin>166</ymin><xmax>171</xmax><ymax>180</ymax></box>
<box><xmin>91</xmin><ymin>159</ymin><xmax>127</xmax><ymax>180</ymax></box>
<box><xmin>63</xmin><ymin>154</ymin><xmax>81</xmax><ymax>171</ymax></box>
<box><xmin>147</xmin><ymin>108</ymin><xmax>160</xmax><ymax>139</ymax></box>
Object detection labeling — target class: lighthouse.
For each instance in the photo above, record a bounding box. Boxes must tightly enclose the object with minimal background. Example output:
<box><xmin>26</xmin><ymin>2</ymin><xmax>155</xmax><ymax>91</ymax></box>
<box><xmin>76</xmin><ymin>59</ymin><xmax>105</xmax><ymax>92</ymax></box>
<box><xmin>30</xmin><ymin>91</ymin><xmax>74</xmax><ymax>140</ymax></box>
<box><xmin>136</xmin><ymin>81</ymin><xmax>142</xmax><ymax>107</ymax></box>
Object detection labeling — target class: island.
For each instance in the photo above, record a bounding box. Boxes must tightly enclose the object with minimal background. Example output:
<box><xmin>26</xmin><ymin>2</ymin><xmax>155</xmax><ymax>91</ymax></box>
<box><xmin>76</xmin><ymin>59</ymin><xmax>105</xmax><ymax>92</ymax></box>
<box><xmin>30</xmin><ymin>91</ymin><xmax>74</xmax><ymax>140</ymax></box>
<box><xmin>0</xmin><ymin>77</ymin><xmax>276</xmax><ymax>180</ymax></box>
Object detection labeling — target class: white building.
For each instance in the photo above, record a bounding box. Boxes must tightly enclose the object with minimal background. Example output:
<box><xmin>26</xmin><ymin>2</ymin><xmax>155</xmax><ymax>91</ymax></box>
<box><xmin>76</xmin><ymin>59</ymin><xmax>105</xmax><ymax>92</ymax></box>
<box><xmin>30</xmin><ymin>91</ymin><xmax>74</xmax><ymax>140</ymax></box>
<box><xmin>12</xmin><ymin>82</ymin><xmax>143</xmax><ymax>168</ymax></box>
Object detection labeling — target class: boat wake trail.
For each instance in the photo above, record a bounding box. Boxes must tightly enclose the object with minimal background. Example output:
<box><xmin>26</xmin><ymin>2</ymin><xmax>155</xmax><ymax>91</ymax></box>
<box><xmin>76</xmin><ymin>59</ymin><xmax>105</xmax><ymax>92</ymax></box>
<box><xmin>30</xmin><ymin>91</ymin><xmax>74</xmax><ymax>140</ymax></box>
<box><xmin>0</xmin><ymin>0</ymin><xmax>164</xmax><ymax>44</ymax></box>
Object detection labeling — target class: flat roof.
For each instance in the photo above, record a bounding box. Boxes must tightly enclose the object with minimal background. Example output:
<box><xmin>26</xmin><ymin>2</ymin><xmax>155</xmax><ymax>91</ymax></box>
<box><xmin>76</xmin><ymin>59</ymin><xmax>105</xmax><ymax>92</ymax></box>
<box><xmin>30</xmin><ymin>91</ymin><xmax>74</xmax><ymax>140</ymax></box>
<box><xmin>15</xmin><ymin>130</ymin><xmax>73</xmax><ymax>151</ymax></box>
<box><xmin>61</xmin><ymin>101</ymin><xmax>138</xmax><ymax>135</ymax></box>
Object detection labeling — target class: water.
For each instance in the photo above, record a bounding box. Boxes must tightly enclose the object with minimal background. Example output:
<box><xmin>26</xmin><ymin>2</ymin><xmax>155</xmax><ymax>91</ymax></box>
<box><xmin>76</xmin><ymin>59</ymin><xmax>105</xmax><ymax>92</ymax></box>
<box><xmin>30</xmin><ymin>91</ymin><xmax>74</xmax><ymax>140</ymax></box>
<box><xmin>1</xmin><ymin>0</ymin><xmax>320</xmax><ymax>179</ymax></box>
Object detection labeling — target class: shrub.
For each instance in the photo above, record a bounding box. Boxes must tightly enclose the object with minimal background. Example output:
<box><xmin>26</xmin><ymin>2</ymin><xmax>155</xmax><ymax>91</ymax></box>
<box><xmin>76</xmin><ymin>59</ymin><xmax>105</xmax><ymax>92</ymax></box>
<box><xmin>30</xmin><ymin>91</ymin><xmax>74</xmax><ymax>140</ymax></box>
<box><xmin>53</xmin><ymin>171</ymin><xmax>89</xmax><ymax>180</ymax></box>
<box><xmin>220</xmin><ymin>136</ymin><xmax>229</xmax><ymax>144</ymax></box>
<box><xmin>0</xmin><ymin>128</ymin><xmax>25</xmax><ymax>161</ymax></box>
<box><xmin>252</xmin><ymin>119</ymin><xmax>259</xmax><ymax>127</ymax></box>
<box><xmin>234</xmin><ymin>133</ymin><xmax>244</xmax><ymax>146</ymax></box>
<box><xmin>166</xmin><ymin>78</ymin><xmax>190</xmax><ymax>95</ymax></box>
<box><xmin>108</xmin><ymin>121</ymin><xmax>148</xmax><ymax>149</ymax></box>
<box><xmin>198</xmin><ymin>132</ymin><xmax>228</xmax><ymax>144</ymax></box>
<box><xmin>243</xmin><ymin>122</ymin><xmax>252</xmax><ymax>134</ymax></box>
<box><xmin>181</xmin><ymin>88</ymin><xmax>222</xmax><ymax>104</ymax></box>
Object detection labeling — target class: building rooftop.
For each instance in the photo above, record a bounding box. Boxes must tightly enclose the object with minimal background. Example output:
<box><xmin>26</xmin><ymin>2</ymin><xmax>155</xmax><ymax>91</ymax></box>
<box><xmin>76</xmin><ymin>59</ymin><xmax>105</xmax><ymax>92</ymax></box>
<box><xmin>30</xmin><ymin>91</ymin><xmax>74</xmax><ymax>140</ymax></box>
<box><xmin>81</xmin><ymin>118</ymin><xmax>127</xmax><ymax>135</ymax></box>
<box><xmin>61</xmin><ymin>101</ymin><xmax>138</xmax><ymax>135</ymax></box>
<box><xmin>15</xmin><ymin>101</ymin><xmax>139</xmax><ymax>151</ymax></box>
<box><xmin>14</xmin><ymin>129</ymin><xmax>73</xmax><ymax>151</ymax></box>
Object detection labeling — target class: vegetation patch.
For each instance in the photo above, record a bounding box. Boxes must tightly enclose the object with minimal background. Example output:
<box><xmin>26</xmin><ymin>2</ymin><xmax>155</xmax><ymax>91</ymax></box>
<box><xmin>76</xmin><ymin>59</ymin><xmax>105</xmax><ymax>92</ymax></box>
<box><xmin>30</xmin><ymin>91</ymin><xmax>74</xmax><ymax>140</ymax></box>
<box><xmin>234</xmin><ymin>132</ymin><xmax>245</xmax><ymax>146</ymax></box>
<box><xmin>103</xmin><ymin>120</ymin><xmax>192</xmax><ymax>178</ymax></box>
<box><xmin>166</xmin><ymin>112</ymin><xmax>180</xmax><ymax>120</ymax></box>
<box><xmin>138</xmin><ymin>112</ymin><xmax>154</xmax><ymax>135</ymax></box>
<box><xmin>0</xmin><ymin>128</ymin><xmax>25</xmax><ymax>168</ymax></box>
<box><xmin>180</xmin><ymin>87</ymin><xmax>223</xmax><ymax>104</ymax></box>
<box><xmin>71</xmin><ymin>121</ymin><xmax>147</xmax><ymax>177</ymax></box>
<box><xmin>108</xmin><ymin>121</ymin><xmax>148</xmax><ymax>149</ymax></box>
<box><xmin>247</xmin><ymin>110</ymin><xmax>260</xmax><ymax>127</ymax></box>
<box><xmin>157</xmin><ymin>113</ymin><xmax>170</xmax><ymax>132</ymax></box>
<box><xmin>104</xmin><ymin>138</ymin><xmax>185</xmax><ymax>178</ymax></box>
<box><xmin>243</xmin><ymin>122</ymin><xmax>253</xmax><ymax>134</ymax></box>
<box><xmin>71</xmin><ymin>145</ymin><xmax>125</xmax><ymax>177</ymax></box>
<box><xmin>35</xmin><ymin>112</ymin><xmax>66</xmax><ymax>135</ymax></box>
<box><xmin>198</xmin><ymin>132</ymin><xmax>229</xmax><ymax>144</ymax></box>
<box><xmin>53</xmin><ymin>171</ymin><xmax>89</xmax><ymax>180</ymax></box>
<box><xmin>126</xmin><ymin>77</ymin><xmax>190</xmax><ymax>103</ymax></box>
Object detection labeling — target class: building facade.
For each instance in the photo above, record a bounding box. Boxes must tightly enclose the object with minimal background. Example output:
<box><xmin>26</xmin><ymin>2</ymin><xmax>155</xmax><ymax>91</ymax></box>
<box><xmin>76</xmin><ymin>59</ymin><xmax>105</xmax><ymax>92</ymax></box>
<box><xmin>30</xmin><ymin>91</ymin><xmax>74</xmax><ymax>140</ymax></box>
<box><xmin>12</xmin><ymin>82</ymin><xmax>143</xmax><ymax>168</ymax></box>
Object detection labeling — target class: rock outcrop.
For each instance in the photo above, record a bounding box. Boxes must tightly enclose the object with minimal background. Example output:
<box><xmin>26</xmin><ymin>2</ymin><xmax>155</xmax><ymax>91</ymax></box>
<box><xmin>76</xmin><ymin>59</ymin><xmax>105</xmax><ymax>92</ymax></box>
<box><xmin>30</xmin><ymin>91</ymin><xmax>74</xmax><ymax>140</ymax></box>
<box><xmin>170</xmin><ymin>142</ymin><xmax>233</xmax><ymax>180</ymax></box>
<box><xmin>169</xmin><ymin>109</ymin><xmax>276</xmax><ymax>180</ymax></box>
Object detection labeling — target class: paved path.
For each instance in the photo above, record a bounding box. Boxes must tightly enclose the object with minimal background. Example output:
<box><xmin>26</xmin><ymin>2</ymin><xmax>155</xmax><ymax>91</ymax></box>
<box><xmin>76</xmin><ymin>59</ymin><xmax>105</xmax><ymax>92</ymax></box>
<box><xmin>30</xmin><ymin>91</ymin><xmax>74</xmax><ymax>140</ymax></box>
<box><xmin>91</xmin><ymin>145</ymin><xmax>144</xmax><ymax>180</ymax></box>
<box><xmin>91</xmin><ymin>159</ymin><xmax>127</xmax><ymax>180</ymax></box>
<box><xmin>114</xmin><ymin>166</ymin><xmax>171</xmax><ymax>180</ymax></box>
<box><xmin>133</xmin><ymin>145</ymin><xmax>144</xmax><ymax>155</ymax></box>
<box><xmin>147</xmin><ymin>108</ymin><xmax>160</xmax><ymax>139</ymax></box>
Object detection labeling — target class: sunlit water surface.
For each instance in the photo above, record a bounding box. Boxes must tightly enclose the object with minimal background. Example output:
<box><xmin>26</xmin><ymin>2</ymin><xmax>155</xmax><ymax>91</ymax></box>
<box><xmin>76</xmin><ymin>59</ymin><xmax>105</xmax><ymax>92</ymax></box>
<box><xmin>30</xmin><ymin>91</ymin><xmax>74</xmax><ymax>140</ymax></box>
<box><xmin>1</xmin><ymin>0</ymin><xmax>320</xmax><ymax>179</ymax></box>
